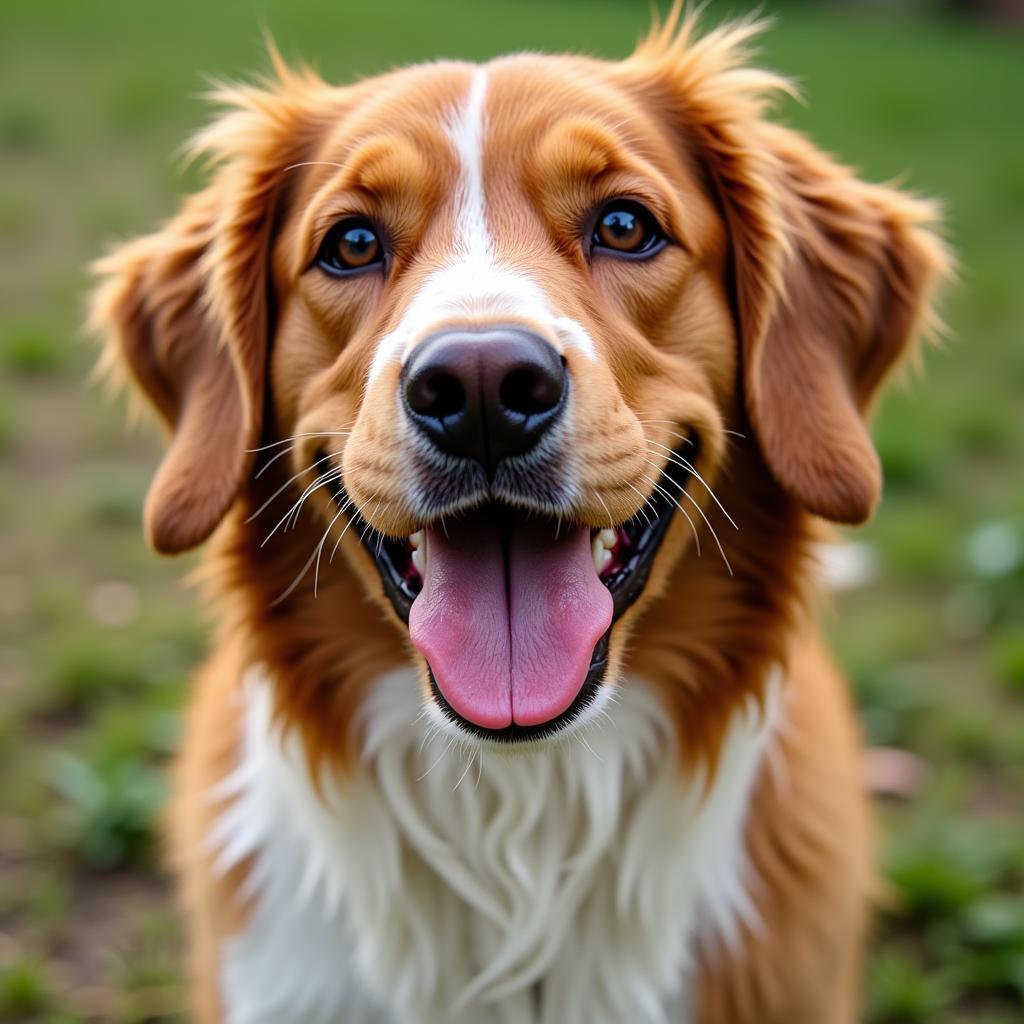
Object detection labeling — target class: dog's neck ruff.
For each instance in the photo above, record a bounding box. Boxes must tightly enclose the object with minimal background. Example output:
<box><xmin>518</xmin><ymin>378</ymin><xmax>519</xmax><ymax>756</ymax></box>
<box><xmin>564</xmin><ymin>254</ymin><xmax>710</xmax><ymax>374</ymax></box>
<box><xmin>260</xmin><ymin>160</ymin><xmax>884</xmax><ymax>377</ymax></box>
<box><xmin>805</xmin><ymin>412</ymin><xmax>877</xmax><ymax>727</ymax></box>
<box><xmin>211</xmin><ymin>667</ymin><xmax>781</xmax><ymax>1024</ymax></box>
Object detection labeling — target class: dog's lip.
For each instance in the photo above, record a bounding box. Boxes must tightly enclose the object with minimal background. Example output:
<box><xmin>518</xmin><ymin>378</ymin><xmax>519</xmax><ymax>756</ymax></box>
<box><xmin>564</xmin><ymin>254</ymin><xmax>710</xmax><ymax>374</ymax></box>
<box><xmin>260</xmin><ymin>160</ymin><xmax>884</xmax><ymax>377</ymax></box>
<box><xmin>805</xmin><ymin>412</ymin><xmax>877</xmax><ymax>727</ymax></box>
<box><xmin>321</xmin><ymin>436</ymin><xmax>696</xmax><ymax>628</ymax></box>
<box><xmin>321</xmin><ymin>438</ymin><xmax>694</xmax><ymax>739</ymax></box>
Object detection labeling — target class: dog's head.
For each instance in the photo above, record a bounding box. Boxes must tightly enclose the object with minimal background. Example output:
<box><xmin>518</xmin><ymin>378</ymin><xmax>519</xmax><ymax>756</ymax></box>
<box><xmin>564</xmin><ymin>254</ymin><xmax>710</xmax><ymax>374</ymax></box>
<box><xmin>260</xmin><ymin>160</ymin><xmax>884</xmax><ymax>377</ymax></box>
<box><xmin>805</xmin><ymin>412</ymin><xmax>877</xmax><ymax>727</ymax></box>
<box><xmin>92</xmin><ymin>16</ymin><xmax>947</xmax><ymax>745</ymax></box>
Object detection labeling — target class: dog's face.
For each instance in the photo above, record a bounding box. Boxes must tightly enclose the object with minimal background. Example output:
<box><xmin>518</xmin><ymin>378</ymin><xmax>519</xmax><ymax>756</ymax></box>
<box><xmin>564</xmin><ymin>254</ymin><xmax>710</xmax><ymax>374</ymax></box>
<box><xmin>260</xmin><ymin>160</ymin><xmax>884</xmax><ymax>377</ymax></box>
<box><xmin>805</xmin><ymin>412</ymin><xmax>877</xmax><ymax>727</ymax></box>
<box><xmin>272</xmin><ymin>57</ymin><xmax>735</xmax><ymax>738</ymax></box>
<box><xmin>93</xmin><ymin>19</ymin><xmax>946</xmax><ymax>746</ymax></box>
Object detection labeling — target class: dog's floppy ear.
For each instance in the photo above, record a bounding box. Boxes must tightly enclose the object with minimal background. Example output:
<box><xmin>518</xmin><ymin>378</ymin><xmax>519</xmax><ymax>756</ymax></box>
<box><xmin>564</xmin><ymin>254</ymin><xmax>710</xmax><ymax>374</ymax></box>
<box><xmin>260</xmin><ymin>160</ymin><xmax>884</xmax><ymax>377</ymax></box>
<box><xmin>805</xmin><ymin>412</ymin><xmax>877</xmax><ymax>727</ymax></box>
<box><xmin>626</xmin><ymin>15</ymin><xmax>950</xmax><ymax>523</ymax></box>
<box><xmin>90</xmin><ymin>65</ymin><xmax>332</xmax><ymax>553</ymax></box>
<box><xmin>92</xmin><ymin>184</ymin><xmax>257</xmax><ymax>554</ymax></box>
<box><xmin>721</xmin><ymin>124</ymin><xmax>949</xmax><ymax>524</ymax></box>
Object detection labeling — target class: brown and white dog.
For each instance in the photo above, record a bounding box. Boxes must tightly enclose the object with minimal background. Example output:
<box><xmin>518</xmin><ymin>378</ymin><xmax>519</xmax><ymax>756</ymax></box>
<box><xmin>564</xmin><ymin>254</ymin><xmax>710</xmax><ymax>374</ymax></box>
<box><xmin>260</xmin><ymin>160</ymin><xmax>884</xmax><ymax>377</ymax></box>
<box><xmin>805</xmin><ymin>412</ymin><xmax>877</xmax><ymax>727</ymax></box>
<box><xmin>91</xmin><ymin>11</ymin><xmax>949</xmax><ymax>1024</ymax></box>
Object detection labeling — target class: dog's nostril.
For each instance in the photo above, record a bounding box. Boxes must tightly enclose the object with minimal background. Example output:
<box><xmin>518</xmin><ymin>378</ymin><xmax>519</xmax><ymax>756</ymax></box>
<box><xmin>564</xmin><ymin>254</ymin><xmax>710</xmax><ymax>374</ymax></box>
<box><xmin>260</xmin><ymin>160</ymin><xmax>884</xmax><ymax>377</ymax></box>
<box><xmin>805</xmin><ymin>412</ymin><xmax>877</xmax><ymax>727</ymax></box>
<box><xmin>499</xmin><ymin>367</ymin><xmax>563</xmax><ymax>416</ymax></box>
<box><xmin>409</xmin><ymin>371</ymin><xmax>465</xmax><ymax>420</ymax></box>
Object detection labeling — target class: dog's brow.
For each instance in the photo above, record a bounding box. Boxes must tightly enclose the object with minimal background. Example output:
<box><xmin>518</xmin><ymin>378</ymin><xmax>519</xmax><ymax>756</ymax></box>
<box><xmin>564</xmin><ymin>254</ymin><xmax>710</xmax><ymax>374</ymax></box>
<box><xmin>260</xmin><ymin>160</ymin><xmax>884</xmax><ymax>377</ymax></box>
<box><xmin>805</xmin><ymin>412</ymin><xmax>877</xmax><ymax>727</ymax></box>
<box><xmin>530</xmin><ymin>117</ymin><xmax>626</xmax><ymax>184</ymax></box>
<box><xmin>344</xmin><ymin>135</ymin><xmax>432</xmax><ymax>197</ymax></box>
<box><xmin>302</xmin><ymin>134</ymin><xmax>433</xmax><ymax>200</ymax></box>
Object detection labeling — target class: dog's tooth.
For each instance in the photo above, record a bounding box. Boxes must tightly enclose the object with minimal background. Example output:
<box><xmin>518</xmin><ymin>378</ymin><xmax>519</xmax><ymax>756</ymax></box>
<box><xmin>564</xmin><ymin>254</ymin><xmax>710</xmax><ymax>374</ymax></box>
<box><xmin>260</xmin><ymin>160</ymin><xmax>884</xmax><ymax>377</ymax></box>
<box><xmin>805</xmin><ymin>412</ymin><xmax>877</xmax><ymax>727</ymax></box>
<box><xmin>408</xmin><ymin>530</ymin><xmax>424</xmax><ymax>550</ymax></box>
<box><xmin>411</xmin><ymin>545</ymin><xmax>426</xmax><ymax>577</ymax></box>
<box><xmin>591</xmin><ymin>529</ymin><xmax>618</xmax><ymax>576</ymax></box>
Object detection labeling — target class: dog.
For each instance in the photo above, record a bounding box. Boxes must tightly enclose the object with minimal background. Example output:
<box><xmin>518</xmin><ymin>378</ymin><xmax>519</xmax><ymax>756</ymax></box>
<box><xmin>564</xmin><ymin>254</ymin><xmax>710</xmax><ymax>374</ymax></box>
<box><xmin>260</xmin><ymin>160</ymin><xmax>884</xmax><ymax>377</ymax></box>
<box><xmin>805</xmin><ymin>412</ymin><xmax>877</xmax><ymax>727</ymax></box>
<box><xmin>90</xmin><ymin>10</ymin><xmax>949</xmax><ymax>1023</ymax></box>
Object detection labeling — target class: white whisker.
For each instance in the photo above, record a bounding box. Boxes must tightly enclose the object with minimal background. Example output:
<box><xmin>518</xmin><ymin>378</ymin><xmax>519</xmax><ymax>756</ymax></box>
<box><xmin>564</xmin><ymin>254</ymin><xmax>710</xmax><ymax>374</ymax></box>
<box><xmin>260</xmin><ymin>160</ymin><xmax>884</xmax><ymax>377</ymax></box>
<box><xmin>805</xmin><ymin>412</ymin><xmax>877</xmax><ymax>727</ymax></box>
<box><xmin>254</xmin><ymin>444</ymin><xmax>295</xmax><ymax>480</ymax></box>
<box><xmin>328</xmin><ymin>489</ymin><xmax>380</xmax><ymax>563</ymax></box>
<box><xmin>245</xmin><ymin>429</ymin><xmax>353</xmax><ymax>454</ymax></box>
<box><xmin>288</xmin><ymin>467</ymin><xmax>344</xmax><ymax>532</ymax></box>
<box><xmin>641</xmin><ymin>461</ymin><xmax>732</xmax><ymax>576</ymax></box>
<box><xmin>638</xmin><ymin>468</ymin><xmax>701</xmax><ymax>557</ymax></box>
<box><xmin>374</xmin><ymin>504</ymin><xmax>394</xmax><ymax>558</ymax></box>
<box><xmin>452</xmin><ymin>751</ymin><xmax>476</xmax><ymax>792</ymax></box>
<box><xmin>645</xmin><ymin>439</ymin><xmax>738</xmax><ymax>530</ymax></box>
<box><xmin>327</xmin><ymin>497</ymin><xmax>363</xmax><ymax>562</ymax></box>
<box><xmin>417</xmin><ymin>720</ymin><xmax>441</xmax><ymax>757</ymax></box>
<box><xmin>269</xmin><ymin>545</ymin><xmax>320</xmax><ymax>607</ymax></box>
<box><xmin>594</xmin><ymin>490</ymin><xmax>615</xmax><ymax>530</ymax></box>
<box><xmin>246</xmin><ymin>450</ymin><xmax>338</xmax><ymax>524</ymax></box>
<box><xmin>635</xmin><ymin>420</ymin><xmax>695</xmax><ymax>446</ymax></box>
<box><xmin>577</xmin><ymin>731</ymin><xmax>603</xmax><ymax>763</ymax></box>
<box><xmin>313</xmin><ymin>500</ymin><xmax>351</xmax><ymax>597</ymax></box>
<box><xmin>261</xmin><ymin>466</ymin><xmax>342</xmax><ymax>547</ymax></box>
<box><xmin>622</xmin><ymin>481</ymin><xmax>655</xmax><ymax>530</ymax></box>
<box><xmin>417</xmin><ymin>736</ymin><xmax>457</xmax><ymax>782</ymax></box>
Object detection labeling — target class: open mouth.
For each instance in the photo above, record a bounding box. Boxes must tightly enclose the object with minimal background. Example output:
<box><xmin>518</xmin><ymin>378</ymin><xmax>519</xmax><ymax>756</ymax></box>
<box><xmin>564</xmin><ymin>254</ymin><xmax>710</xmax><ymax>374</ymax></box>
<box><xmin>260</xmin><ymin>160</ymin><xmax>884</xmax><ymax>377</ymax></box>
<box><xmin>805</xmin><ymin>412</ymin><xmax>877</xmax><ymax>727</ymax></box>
<box><xmin>326</xmin><ymin>440</ymin><xmax>694</xmax><ymax>741</ymax></box>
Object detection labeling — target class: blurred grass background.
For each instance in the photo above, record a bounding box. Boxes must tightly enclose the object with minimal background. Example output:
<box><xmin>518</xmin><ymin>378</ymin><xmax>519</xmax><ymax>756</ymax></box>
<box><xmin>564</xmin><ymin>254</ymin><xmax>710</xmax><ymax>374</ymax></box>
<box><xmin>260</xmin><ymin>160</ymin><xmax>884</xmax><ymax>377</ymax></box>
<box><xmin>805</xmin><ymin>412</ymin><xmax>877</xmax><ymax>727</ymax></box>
<box><xmin>0</xmin><ymin>0</ymin><xmax>1022</xmax><ymax>1020</ymax></box>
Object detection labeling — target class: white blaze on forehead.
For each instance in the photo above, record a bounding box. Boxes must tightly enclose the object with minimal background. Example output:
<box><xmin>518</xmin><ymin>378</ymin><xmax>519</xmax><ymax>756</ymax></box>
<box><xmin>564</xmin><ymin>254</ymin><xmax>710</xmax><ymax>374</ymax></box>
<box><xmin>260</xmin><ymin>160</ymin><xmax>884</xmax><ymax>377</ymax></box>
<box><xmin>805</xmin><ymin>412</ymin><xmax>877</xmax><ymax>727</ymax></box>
<box><xmin>451</xmin><ymin>65</ymin><xmax>490</xmax><ymax>261</ymax></box>
<box><xmin>367</xmin><ymin>66</ymin><xmax>596</xmax><ymax>384</ymax></box>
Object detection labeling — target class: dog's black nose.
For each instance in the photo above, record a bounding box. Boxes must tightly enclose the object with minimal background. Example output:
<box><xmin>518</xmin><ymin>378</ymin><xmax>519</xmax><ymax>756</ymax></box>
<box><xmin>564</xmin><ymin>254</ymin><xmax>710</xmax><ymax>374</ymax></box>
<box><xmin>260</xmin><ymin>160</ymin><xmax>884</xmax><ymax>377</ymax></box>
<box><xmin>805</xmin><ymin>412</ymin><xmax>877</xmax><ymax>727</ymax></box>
<box><xmin>402</xmin><ymin>327</ymin><xmax>566</xmax><ymax>473</ymax></box>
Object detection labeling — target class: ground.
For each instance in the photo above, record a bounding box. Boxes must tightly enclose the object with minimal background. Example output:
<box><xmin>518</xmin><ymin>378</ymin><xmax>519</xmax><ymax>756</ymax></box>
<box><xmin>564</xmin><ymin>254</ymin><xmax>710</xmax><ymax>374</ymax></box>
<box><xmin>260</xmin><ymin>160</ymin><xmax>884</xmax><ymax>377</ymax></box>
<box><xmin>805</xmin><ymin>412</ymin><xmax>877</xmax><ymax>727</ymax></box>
<box><xmin>0</xmin><ymin>1</ymin><xmax>1022</xmax><ymax>1021</ymax></box>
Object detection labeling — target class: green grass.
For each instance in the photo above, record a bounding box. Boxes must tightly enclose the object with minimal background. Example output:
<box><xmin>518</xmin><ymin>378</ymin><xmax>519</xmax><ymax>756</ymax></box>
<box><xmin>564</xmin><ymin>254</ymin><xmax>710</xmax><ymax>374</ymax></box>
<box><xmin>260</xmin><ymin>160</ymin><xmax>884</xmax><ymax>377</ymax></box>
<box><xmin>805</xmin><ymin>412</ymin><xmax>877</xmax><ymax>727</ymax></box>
<box><xmin>1</xmin><ymin>0</ymin><xmax>1022</xmax><ymax>1019</ymax></box>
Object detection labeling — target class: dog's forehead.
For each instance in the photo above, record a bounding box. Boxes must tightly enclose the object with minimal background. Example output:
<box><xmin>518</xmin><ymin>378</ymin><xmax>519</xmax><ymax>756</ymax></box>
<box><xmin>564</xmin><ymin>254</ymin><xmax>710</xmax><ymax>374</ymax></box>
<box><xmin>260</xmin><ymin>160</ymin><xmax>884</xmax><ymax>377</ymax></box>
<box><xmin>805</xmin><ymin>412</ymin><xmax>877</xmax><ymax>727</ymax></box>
<box><xmin>483</xmin><ymin>54</ymin><xmax>650</xmax><ymax>141</ymax></box>
<box><xmin>319</xmin><ymin>54</ymin><xmax>654</xmax><ymax>179</ymax></box>
<box><xmin>326</xmin><ymin>60</ymin><xmax>473</xmax><ymax>144</ymax></box>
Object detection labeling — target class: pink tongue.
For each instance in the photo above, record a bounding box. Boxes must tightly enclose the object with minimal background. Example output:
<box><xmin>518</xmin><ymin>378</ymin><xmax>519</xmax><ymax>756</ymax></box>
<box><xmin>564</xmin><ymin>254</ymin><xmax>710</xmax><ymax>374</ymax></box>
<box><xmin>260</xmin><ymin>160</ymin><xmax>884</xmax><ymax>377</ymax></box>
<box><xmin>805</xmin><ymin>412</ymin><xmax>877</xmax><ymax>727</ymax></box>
<box><xmin>408</xmin><ymin>517</ymin><xmax>613</xmax><ymax>730</ymax></box>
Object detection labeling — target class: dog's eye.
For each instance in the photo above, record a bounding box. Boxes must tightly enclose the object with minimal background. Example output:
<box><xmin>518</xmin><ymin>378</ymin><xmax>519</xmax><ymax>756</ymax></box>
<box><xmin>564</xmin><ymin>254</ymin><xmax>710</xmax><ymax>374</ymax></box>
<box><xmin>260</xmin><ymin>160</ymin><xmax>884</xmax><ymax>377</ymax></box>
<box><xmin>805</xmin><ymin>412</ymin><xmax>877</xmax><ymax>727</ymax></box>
<box><xmin>592</xmin><ymin>200</ymin><xmax>665</xmax><ymax>257</ymax></box>
<box><xmin>316</xmin><ymin>218</ymin><xmax>384</xmax><ymax>275</ymax></box>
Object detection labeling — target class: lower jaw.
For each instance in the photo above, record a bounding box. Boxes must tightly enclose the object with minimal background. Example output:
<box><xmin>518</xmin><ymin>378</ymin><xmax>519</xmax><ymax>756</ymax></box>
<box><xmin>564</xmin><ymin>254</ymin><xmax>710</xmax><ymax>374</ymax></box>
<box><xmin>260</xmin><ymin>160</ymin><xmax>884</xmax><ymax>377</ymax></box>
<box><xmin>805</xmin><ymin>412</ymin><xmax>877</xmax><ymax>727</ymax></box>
<box><xmin>427</xmin><ymin>628</ymin><xmax>611</xmax><ymax>743</ymax></box>
<box><xmin>331</xmin><ymin>435</ymin><xmax>697</xmax><ymax>741</ymax></box>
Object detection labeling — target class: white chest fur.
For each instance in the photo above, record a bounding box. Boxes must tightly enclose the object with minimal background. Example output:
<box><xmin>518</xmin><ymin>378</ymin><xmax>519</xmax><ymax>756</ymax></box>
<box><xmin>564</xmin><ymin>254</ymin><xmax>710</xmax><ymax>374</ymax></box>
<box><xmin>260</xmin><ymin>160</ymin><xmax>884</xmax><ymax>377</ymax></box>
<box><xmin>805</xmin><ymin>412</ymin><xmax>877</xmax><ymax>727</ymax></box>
<box><xmin>210</xmin><ymin>668</ymin><xmax>780</xmax><ymax>1024</ymax></box>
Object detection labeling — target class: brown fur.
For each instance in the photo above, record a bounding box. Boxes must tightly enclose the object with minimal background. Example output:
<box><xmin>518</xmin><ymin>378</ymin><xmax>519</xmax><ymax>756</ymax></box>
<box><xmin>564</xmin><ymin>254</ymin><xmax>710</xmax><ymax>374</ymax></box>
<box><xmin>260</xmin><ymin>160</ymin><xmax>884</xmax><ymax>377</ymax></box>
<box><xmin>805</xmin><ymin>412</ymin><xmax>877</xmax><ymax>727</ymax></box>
<box><xmin>91</xmin><ymin>10</ymin><xmax>949</xmax><ymax>1022</ymax></box>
